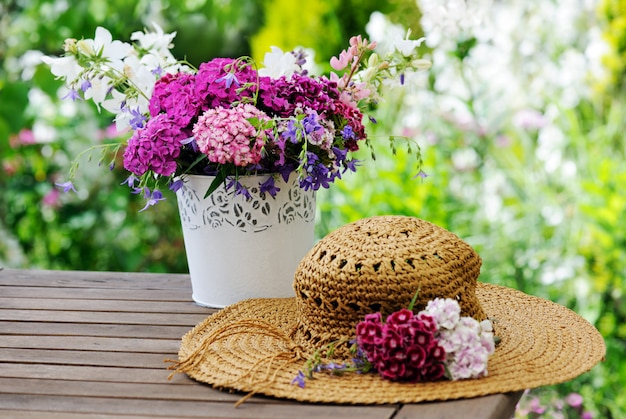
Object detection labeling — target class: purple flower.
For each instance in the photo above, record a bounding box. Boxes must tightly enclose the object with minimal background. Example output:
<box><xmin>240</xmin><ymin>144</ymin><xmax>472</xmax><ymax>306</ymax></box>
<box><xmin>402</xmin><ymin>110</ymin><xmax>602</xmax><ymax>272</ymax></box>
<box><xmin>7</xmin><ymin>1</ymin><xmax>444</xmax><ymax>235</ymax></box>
<box><xmin>80</xmin><ymin>80</ymin><xmax>92</xmax><ymax>92</ymax></box>
<box><xmin>139</xmin><ymin>189</ymin><xmax>166</xmax><ymax>212</ymax></box>
<box><xmin>215</xmin><ymin>72</ymin><xmax>240</xmax><ymax>89</ymax></box>
<box><xmin>342</xmin><ymin>158</ymin><xmax>360</xmax><ymax>174</ymax></box>
<box><xmin>180</xmin><ymin>136</ymin><xmax>199</xmax><ymax>153</ymax></box>
<box><xmin>128</xmin><ymin>107</ymin><xmax>147</xmax><ymax>130</ymax></box>
<box><xmin>62</xmin><ymin>89</ymin><xmax>81</xmax><ymax>101</ymax></box>
<box><xmin>259</xmin><ymin>176</ymin><xmax>280</xmax><ymax>198</ymax></box>
<box><xmin>291</xmin><ymin>371</ymin><xmax>306</xmax><ymax>388</ymax></box>
<box><xmin>341</xmin><ymin>125</ymin><xmax>355</xmax><ymax>140</ymax></box>
<box><xmin>302</xmin><ymin>111</ymin><xmax>322</xmax><ymax>135</ymax></box>
<box><xmin>123</xmin><ymin>113</ymin><xmax>185</xmax><ymax>177</ymax></box>
<box><xmin>169</xmin><ymin>178</ymin><xmax>184</xmax><ymax>193</ymax></box>
<box><xmin>226</xmin><ymin>178</ymin><xmax>252</xmax><ymax>200</ymax></box>
<box><xmin>152</xmin><ymin>66</ymin><xmax>163</xmax><ymax>77</ymax></box>
<box><xmin>55</xmin><ymin>181</ymin><xmax>77</xmax><ymax>193</ymax></box>
<box><xmin>120</xmin><ymin>174</ymin><xmax>139</xmax><ymax>189</ymax></box>
<box><xmin>298</xmin><ymin>153</ymin><xmax>335</xmax><ymax>191</ymax></box>
<box><xmin>281</xmin><ymin>119</ymin><xmax>300</xmax><ymax>145</ymax></box>
<box><xmin>414</xmin><ymin>170</ymin><xmax>429</xmax><ymax>179</ymax></box>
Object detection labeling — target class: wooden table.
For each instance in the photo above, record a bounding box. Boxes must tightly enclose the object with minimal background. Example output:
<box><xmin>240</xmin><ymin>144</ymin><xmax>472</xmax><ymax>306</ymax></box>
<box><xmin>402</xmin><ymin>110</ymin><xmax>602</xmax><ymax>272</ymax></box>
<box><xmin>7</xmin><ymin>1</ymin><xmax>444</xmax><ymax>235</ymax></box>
<box><xmin>0</xmin><ymin>268</ymin><xmax>523</xmax><ymax>418</ymax></box>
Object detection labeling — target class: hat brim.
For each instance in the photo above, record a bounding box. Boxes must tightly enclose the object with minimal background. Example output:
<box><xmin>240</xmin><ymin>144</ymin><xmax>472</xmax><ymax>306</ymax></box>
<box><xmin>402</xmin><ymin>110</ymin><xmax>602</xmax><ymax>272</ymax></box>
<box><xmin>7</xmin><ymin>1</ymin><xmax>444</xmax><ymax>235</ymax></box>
<box><xmin>175</xmin><ymin>283</ymin><xmax>605</xmax><ymax>404</ymax></box>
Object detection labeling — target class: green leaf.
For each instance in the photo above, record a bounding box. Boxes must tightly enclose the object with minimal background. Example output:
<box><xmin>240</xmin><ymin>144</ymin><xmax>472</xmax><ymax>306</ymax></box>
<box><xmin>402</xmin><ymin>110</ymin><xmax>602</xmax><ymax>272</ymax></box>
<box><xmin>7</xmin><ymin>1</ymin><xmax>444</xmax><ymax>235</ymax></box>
<box><xmin>408</xmin><ymin>288</ymin><xmax>420</xmax><ymax>311</ymax></box>
<box><xmin>204</xmin><ymin>169</ymin><xmax>228</xmax><ymax>199</ymax></box>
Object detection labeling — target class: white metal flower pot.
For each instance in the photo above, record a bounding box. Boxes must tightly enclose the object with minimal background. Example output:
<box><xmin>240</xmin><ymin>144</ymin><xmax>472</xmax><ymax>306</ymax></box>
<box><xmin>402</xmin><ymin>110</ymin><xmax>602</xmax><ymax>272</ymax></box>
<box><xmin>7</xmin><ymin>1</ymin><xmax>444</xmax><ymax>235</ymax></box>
<box><xmin>176</xmin><ymin>174</ymin><xmax>316</xmax><ymax>308</ymax></box>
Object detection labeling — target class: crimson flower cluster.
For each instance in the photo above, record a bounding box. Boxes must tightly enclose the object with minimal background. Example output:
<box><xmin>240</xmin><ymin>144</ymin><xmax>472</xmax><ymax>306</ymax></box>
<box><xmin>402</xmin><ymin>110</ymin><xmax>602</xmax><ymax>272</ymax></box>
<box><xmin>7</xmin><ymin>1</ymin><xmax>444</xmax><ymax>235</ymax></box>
<box><xmin>355</xmin><ymin>308</ymin><xmax>447</xmax><ymax>382</ymax></box>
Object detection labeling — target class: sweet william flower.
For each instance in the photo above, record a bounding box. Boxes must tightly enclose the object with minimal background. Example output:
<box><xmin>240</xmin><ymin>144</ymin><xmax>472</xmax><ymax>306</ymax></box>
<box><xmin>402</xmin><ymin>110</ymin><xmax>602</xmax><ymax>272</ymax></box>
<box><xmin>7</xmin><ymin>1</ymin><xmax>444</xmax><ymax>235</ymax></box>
<box><xmin>193</xmin><ymin>104</ymin><xmax>269</xmax><ymax>167</ymax></box>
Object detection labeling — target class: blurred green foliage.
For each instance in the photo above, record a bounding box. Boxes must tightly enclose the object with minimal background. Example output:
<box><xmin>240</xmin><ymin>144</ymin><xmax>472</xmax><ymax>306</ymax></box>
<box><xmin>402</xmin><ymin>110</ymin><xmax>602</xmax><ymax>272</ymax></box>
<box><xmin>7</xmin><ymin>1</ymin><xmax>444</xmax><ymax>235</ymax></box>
<box><xmin>1</xmin><ymin>0</ymin><xmax>625</xmax><ymax>417</ymax></box>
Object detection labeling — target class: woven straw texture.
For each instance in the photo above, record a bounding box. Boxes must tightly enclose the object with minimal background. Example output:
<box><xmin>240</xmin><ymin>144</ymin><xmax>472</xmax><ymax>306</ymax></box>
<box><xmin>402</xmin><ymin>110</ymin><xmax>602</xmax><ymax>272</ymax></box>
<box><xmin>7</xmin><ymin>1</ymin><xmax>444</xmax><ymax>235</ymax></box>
<box><xmin>173</xmin><ymin>216</ymin><xmax>606</xmax><ymax>404</ymax></box>
<box><xmin>292</xmin><ymin>216</ymin><xmax>485</xmax><ymax>352</ymax></box>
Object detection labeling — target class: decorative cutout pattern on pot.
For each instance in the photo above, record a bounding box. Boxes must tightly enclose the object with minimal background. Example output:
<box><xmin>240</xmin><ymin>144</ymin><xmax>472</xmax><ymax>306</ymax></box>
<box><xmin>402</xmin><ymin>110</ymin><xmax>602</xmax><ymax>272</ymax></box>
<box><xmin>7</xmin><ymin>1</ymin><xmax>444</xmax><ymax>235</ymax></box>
<box><xmin>178</xmin><ymin>176</ymin><xmax>316</xmax><ymax>233</ymax></box>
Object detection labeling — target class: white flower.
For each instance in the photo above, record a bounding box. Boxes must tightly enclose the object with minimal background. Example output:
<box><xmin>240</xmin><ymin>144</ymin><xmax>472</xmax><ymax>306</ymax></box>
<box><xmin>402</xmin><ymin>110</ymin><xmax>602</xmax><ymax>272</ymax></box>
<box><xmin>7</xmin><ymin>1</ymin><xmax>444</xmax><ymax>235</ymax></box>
<box><xmin>131</xmin><ymin>22</ymin><xmax>177</xmax><ymax>56</ymax></box>
<box><xmin>41</xmin><ymin>55</ymin><xmax>82</xmax><ymax>81</ymax></box>
<box><xmin>123</xmin><ymin>54</ymin><xmax>159</xmax><ymax>98</ymax></box>
<box><xmin>259</xmin><ymin>46</ymin><xmax>298</xmax><ymax>79</ymax></box>
<box><xmin>394</xmin><ymin>35</ymin><xmax>426</xmax><ymax>57</ymax></box>
<box><xmin>80</xmin><ymin>27</ymin><xmax>131</xmax><ymax>72</ymax></box>
<box><xmin>83</xmin><ymin>75</ymin><xmax>114</xmax><ymax>110</ymax></box>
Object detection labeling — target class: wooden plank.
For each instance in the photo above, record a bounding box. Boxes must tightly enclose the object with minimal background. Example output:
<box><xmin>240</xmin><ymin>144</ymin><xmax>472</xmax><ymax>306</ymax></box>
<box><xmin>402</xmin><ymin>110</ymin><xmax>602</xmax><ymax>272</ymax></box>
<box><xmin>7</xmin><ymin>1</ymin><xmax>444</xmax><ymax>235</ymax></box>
<box><xmin>0</xmin><ymin>363</ymin><xmax>183</xmax><ymax>383</ymax></box>
<box><xmin>0</xmin><ymin>286</ymin><xmax>196</xmax><ymax>302</ymax></box>
<box><xmin>0</xmin><ymin>377</ymin><xmax>266</xmax><ymax>403</ymax></box>
<box><xmin>0</xmin><ymin>394</ymin><xmax>397</xmax><ymax>419</ymax></box>
<box><xmin>395</xmin><ymin>392</ymin><xmax>524</xmax><ymax>419</ymax></box>
<box><xmin>0</xmin><ymin>321</ymin><xmax>196</xmax><ymax>339</ymax></box>
<box><xmin>0</xmin><ymin>411</ymin><xmax>165</xmax><ymax>419</ymax></box>
<box><xmin>0</xmin><ymin>336</ymin><xmax>181</xmax><ymax>353</ymax></box>
<box><xmin>0</xmin><ymin>309</ymin><xmax>209</xmax><ymax>326</ymax></box>
<box><xmin>0</xmin><ymin>297</ymin><xmax>212</xmax><ymax>314</ymax></box>
<box><xmin>0</xmin><ymin>348</ymin><xmax>175</xmax><ymax>368</ymax></box>
<box><xmin>0</xmin><ymin>269</ymin><xmax>191</xmax><ymax>290</ymax></box>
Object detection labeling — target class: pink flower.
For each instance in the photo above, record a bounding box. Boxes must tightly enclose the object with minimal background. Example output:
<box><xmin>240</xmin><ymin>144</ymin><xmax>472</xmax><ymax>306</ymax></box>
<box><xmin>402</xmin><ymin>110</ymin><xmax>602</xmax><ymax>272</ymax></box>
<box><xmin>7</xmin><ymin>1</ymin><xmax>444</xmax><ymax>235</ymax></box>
<box><xmin>193</xmin><ymin>104</ymin><xmax>269</xmax><ymax>167</ymax></box>
<box><xmin>330</xmin><ymin>50</ymin><xmax>352</xmax><ymax>71</ymax></box>
<box><xmin>423</xmin><ymin>298</ymin><xmax>461</xmax><ymax>330</ymax></box>
<box><xmin>42</xmin><ymin>189</ymin><xmax>61</xmax><ymax>207</ymax></box>
<box><xmin>565</xmin><ymin>392</ymin><xmax>584</xmax><ymax>408</ymax></box>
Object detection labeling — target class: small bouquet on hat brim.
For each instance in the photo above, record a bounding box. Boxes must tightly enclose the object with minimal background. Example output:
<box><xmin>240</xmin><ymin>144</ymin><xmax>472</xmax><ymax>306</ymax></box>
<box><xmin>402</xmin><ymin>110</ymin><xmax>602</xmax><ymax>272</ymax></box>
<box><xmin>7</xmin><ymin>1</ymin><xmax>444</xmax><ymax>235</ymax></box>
<box><xmin>292</xmin><ymin>294</ymin><xmax>496</xmax><ymax>388</ymax></box>
<box><xmin>43</xmin><ymin>23</ymin><xmax>431</xmax><ymax>211</ymax></box>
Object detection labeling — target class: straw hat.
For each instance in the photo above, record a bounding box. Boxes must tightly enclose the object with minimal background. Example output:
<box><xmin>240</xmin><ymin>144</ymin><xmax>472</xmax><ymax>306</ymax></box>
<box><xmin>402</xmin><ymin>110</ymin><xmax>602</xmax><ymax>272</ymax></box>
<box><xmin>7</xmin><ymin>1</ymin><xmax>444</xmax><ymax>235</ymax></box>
<box><xmin>169</xmin><ymin>216</ymin><xmax>605</xmax><ymax>404</ymax></box>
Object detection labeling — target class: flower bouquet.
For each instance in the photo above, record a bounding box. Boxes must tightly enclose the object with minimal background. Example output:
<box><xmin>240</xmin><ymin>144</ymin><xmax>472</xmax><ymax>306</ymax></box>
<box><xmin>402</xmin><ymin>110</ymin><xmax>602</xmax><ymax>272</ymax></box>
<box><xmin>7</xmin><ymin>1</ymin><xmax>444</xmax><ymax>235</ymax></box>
<box><xmin>43</xmin><ymin>23</ymin><xmax>431</xmax><ymax>307</ymax></box>
<box><xmin>43</xmin><ymin>23</ymin><xmax>430</xmax><ymax>209</ymax></box>
<box><xmin>292</xmin><ymin>296</ymin><xmax>496</xmax><ymax>388</ymax></box>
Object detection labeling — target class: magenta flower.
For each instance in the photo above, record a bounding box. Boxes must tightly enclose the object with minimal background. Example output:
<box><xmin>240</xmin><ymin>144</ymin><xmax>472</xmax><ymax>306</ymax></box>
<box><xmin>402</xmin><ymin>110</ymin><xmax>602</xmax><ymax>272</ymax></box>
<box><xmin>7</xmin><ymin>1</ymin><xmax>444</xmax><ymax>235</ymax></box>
<box><xmin>355</xmin><ymin>307</ymin><xmax>446</xmax><ymax>382</ymax></box>
<box><xmin>149</xmin><ymin>72</ymin><xmax>200</xmax><ymax>128</ymax></box>
<box><xmin>123</xmin><ymin>113</ymin><xmax>185</xmax><ymax>177</ymax></box>
<box><xmin>195</xmin><ymin>58</ymin><xmax>258</xmax><ymax>110</ymax></box>
<box><xmin>258</xmin><ymin>73</ymin><xmax>339</xmax><ymax>118</ymax></box>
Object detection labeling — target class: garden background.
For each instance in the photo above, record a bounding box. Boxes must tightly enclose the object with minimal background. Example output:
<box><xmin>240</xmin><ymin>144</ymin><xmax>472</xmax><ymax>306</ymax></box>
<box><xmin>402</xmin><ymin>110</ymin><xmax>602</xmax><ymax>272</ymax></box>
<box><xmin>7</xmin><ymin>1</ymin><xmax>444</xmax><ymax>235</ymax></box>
<box><xmin>1</xmin><ymin>0</ymin><xmax>625</xmax><ymax>417</ymax></box>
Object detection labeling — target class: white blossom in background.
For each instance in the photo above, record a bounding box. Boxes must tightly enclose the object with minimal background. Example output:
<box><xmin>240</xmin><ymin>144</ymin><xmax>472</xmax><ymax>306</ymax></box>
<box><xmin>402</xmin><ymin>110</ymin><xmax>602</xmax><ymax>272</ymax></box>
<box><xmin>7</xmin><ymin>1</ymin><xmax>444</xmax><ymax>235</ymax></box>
<box><xmin>361</xmin><ymin>0</ymin><xmax>607</xmax><ymax>293</ymax></box>
<box><xmin>258</xmin><ymin>46</ymin><xmax>299</xmax><ymax>79</ymax></box>
<box><xmin>41</xmin><ymin>23</ymin><xmax>183</xmax><ymax>132</ymax></box>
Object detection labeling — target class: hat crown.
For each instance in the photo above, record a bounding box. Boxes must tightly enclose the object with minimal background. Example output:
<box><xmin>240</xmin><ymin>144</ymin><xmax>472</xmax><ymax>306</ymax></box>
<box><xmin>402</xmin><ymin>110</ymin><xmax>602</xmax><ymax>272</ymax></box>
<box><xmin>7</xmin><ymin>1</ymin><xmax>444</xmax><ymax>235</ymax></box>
<box><xmin>292</xmin><ymin>216</ymin><xmax>485</xmax><ymax>348</ymax></box>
